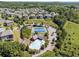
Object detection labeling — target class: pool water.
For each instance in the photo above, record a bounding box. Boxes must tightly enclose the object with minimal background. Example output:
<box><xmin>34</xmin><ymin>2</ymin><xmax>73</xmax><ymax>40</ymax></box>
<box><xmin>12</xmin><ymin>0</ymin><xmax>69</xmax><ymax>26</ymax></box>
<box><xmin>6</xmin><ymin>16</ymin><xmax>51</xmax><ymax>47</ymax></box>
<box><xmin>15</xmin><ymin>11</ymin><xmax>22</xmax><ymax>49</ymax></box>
<box><xmin>32</xmin><ymin>27</ymin><xmax>47</xmax><ymax>33</ymax></box>
<box><xmin>29</xmin><ymin>39</ymin><xmax>45</xmax><ymax>50</ymax></box>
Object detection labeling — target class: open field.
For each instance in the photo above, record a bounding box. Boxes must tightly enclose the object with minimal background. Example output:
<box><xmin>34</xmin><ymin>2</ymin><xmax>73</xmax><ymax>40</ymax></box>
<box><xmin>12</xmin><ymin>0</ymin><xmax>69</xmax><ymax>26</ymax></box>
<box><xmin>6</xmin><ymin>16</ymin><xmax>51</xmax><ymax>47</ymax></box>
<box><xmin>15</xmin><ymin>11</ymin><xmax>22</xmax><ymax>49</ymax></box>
<box><xmin>63</xmin><ymin>21</ymin><xmax>79</xmax><ymax>45</ymax></box>
<box><xmin>56</xmin><ymin>21</ymin><xmax>79</xmax><ymax>56</ymax></box>
<box><xmin>40</xmin><ymin>21</ymin><xmax>79</xmax><ymax>57</ymax></box>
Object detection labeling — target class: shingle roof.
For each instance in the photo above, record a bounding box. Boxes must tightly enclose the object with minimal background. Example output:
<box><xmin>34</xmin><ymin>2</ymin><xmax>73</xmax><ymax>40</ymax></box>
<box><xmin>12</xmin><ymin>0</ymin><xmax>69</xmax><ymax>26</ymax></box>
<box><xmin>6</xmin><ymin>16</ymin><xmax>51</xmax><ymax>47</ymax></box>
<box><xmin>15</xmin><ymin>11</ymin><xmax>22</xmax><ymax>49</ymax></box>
<box><xmin>0</xmin><ymin>19</ymin><xmax>13</xmax><ymax>23</ymax></box>
<box><xmin>0</xmin><ymin>29</ymin><xmax>13</xmax><ymax>37</ymax></box>
<box><xmin>0</xmin><ymin>28</ymin><xmax>5</xmax><ymax>32</ymax></box>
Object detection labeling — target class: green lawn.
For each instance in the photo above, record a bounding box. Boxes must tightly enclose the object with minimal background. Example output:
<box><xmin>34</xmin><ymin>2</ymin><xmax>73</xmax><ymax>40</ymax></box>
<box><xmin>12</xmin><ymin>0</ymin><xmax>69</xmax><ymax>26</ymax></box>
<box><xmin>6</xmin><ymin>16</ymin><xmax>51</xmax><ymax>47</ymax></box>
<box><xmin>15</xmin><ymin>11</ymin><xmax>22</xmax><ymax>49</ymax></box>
<box><xmin>13</xmin><ymin>23</ymin><xmax>20</xmax><ymax>42</ymax></box>
<box><xmin>22</xmin><ymin>27</ymin><xmax>31</xmax><ymax>39</ymax></box>
<box><xmin>63</xmin><ymin>21</ymin><xmax>79</xmax><ymax>45</ymax></box>
<box><xmin>13</xmin><ymin>30</ymin><xmax>20</xmax><ymax>42</ymax></box>
<box><xmin>8</xmin><ymin>16</ymin><xmax>14</xmax><ymax>20</ymax></box>
<box><xmin>58</xmin><ymin>21</ymin><xmax>79</xmax><ymax>56</ymax></box>
<box><xmin>40</xmin><ymin>51</ymin><xmax>55</xmax><ymax>57</ymax></box>
<box><xmin>26</xmin><ymin>19</ymin><xmax>45</xmax><ymax>24</ymax></box>
<box><xmin>25</xmin><ymin>19</ymin><xmax>58</xmax><ymax>28</ymax></box>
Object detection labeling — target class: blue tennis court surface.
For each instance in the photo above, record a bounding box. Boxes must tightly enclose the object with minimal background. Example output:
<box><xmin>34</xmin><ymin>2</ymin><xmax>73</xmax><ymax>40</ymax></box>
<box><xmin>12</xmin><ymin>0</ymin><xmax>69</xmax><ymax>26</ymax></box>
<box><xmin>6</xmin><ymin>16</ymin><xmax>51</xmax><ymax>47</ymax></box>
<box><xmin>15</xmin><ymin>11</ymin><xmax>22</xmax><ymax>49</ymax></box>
<box><xmin>32</xmin><ymin>27</ymin><xmax>47</xmax><ymax>33</ymax></box>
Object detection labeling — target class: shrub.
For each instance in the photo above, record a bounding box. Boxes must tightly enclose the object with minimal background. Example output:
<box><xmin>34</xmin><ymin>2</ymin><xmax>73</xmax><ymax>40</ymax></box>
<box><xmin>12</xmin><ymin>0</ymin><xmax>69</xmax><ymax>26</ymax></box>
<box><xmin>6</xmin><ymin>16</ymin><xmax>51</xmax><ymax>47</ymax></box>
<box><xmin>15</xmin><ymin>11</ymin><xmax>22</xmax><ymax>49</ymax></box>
<box><xmin>28</xmin><ymin>49</ymin><xmax>36</xmax><ymax>54</ymax></box>
<box><xmin>45</xmin><ymin>40</ymin><xmax>49</xmax><ymax>47</ymax></box>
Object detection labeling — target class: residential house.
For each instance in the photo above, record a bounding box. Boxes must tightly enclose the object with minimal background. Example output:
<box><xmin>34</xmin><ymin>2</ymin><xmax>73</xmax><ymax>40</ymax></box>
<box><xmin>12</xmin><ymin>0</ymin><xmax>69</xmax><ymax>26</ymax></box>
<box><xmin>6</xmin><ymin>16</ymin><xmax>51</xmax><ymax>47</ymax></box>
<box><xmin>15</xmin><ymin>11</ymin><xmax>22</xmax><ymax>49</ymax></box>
<box><xmin>0</xmin><ymin>19</ymin><xmax>14</xmax><ymax>26</ymax></box>
<box><xmin>43</xmin><ymin>14</ymin><xmax>52</xmax><ymax>19</ymax></box>
<box><xmin>0</xmin><ymin>28</ymin><xmax>13</xmax><ymax>41</ymax></box>
<box><xmin>37</xmin><ymin>14</ymin><xmax>43</xmax><ymax>19</ymax></box>
<box><xmin>29</xmin><ymin>14</ymin><xmax>36</xmax><ymax>19</ymax></box>
<box><xmin>23</xmin><ymin>14</ymin><xmax>29</xmax><ymax>20</ymax></box>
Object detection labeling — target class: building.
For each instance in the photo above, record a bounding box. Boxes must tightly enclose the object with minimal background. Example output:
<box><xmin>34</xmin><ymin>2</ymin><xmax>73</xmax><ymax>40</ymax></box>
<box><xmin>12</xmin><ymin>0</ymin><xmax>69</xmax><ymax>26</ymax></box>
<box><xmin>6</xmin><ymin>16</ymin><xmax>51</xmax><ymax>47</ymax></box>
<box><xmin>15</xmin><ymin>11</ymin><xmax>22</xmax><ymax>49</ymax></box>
<box><xmin>29</xmin><ymin>14</ymin><xmax>36</xmax><ymax>19</ymax></box>
<box><xmin>37</xmin><ymin>14</ymin><xmax>43</xmax><ymax>19</ymax></box>
<box><xmin>32</xmin><ymin>34</ymin><xmax>38</xmax><ymax>40</ymax></box>
<box><xmin>0</xmin><ymin>8</ymin><xmax>58</xmax><ymax>20</ymax></box>
<box><xmin>23</xmin><ymin>14</ymin><xmax>29</xmax><ymax>20</ymax></box>
<box><xmin>0</xmin><ymin>19</ymin><xmax>14</xmax><ymax>26</ymax></box>
<box><xmin>0</xmin><ymin>28</ymin><xmax>13</xmax><ymax>41</ymax></box>
<box><xmin>43</xmin><ymin>14</ymin><xmax>52</xmax><ymax>19</ymax></box>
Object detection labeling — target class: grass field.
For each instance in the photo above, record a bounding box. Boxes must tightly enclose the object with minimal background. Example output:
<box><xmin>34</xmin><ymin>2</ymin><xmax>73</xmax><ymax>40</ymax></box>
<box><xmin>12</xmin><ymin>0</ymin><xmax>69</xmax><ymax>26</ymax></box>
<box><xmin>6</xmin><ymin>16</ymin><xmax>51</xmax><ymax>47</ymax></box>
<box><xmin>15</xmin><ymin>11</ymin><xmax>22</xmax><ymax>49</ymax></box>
<box><xmin>63</xmin><ymin>21</ymin><xmax>79</xmax><ymax>45</ymax></box>
<box><xmin>13</xmin><ymin>28</ymin><xmax>20</xmax><ymax>42</ymax></box>
<box><xmin>40</xmin><ymin>51</ymin><xmax>55</xmax><ymax>57</ymax></box>
<box><xmin>56</xmin><ymin>21</ymin><xmax>79</xmax><ymax>56</ymax></box>
<box><xmin>40</xmin><ymin>21</ymin><xmax>79</xmax><ymax>57</ymax></box>
<box><xmin>13</xmin><ymin>23</ymin><xmax>20</xmax><ymax>42</ymax></box>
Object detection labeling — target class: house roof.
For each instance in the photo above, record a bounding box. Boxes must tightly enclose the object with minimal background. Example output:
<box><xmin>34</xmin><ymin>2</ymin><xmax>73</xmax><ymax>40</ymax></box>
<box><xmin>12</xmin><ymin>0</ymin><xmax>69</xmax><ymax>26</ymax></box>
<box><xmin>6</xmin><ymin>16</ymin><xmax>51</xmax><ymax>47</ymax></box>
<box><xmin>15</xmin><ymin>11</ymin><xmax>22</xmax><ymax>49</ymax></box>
<box><xmin>0</xmin><ymin>29</ymin><xmax>13</xmax><ymax>37</ymax></box>
<box><xmin>0</xmin><ymin>19</ymin><xmax>13</xmax><ymax>23</ymax></box>
<box><xmin>32</xmin><ymin>34</ymin><xmax>38</xmax><ymax>40</ymax></box>
<box><xmin>37</xmin><ymin>14</ymin><xmax>43</xmax><ymax>17</ymax></box>
<box><xmin>30</xmin><ymin>14</ymin><xmax>36</xmax><ymax>16</ymax></box>
<box><xmin>23</xmin><ymin>14</ymin><xmax>28</xmax><ymax>16</ymax></box>
<box><xmin>0</xmin><ymin>28</ymin><xmax>5</xmax><ymax>32</ymax></box>
<box><xmin>44</xmin><ymin>14</ymin><xmax>52</xmax><ymax>17</ymax></box>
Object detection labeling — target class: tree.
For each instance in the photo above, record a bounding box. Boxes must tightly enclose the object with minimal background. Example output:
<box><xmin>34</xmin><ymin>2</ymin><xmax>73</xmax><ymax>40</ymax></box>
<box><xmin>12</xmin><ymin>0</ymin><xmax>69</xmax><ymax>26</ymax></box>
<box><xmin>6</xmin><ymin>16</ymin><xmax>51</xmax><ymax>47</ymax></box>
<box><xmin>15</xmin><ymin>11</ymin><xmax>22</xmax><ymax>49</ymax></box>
<box><xmin>21</xmin><ymin>26</ymin><xmax>31</xmax><ymax>39</ymax></box>
<box><xmin>0</xmin><ymin>41</ymin><xmax>30</xmax><ymax>57</ymax></box>
<box><xmin>53</xmin><ymin>15</ymin><xmax>66</xmax><ymax>29</ymax></box>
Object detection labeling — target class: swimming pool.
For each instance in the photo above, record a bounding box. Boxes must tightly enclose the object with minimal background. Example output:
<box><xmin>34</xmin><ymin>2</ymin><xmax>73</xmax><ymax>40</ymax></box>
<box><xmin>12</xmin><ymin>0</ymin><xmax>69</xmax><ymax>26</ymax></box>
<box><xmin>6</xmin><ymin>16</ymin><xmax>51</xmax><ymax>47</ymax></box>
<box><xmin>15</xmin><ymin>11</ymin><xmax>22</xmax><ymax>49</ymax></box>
<box><xmin>29</xmin><ymin>39</ymin><xmax>45</xmax><ymax>50</ymax></box>
<box><xmin>32</xmin><ymin>27</ymin><xmax>47</xmax><ymax>33</ymax></box>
